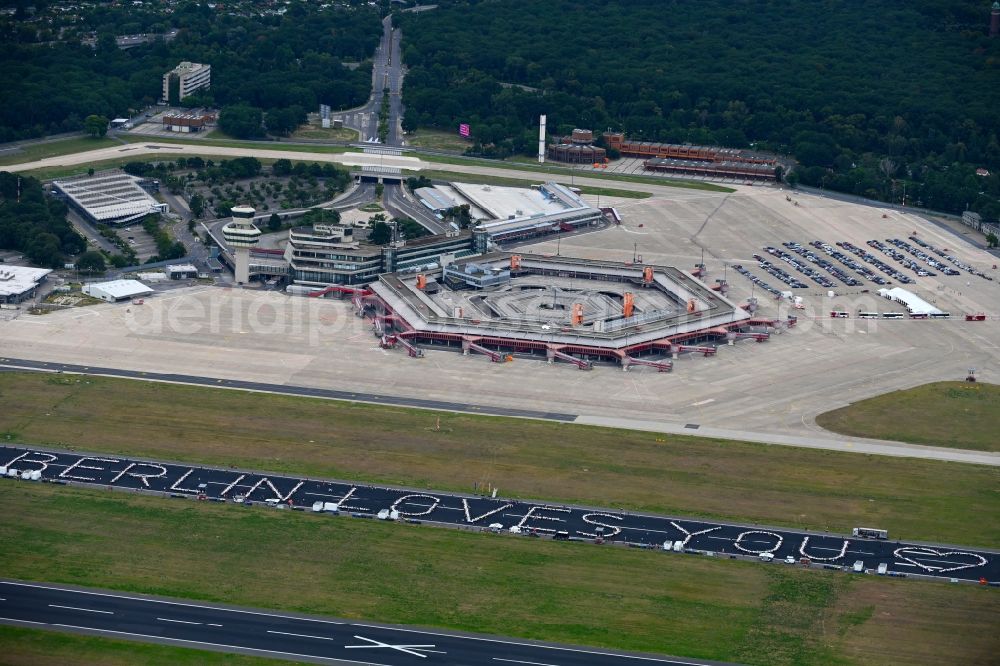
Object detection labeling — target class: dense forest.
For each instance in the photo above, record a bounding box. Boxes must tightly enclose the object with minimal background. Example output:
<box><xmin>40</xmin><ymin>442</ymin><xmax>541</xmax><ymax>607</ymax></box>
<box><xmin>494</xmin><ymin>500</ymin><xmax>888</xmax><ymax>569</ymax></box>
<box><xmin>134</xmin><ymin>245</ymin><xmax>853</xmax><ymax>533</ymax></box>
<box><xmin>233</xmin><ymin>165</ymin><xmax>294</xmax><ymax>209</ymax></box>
<box><xmin>398</xmin><ymin>0</ymin><xmax>1000</xmax><ymax>220</ymax></box>
<box><xmin>0</xmin><ymin>1</ymin><xmax>380</xmax><ymax>141</ymax></box>
<box><xmin>0</xmin><ymin>172</ymin><xmax>85</xmax><ymax>267</ymax></box>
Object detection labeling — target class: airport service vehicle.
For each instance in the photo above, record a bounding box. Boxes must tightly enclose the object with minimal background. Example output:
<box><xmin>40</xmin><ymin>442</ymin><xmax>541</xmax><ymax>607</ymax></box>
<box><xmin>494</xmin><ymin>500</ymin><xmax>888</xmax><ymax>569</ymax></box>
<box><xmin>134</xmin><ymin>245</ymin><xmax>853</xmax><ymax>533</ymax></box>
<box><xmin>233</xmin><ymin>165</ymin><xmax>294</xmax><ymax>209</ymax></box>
<box><xmin>877</xmin><ymin>563</ymin><xmax>889</xmax><ymax>575</ymax></box>
<box><xmin>759</xmin><ymin>552</ymin><xmax>775</xmax><ymax>562</ymax></box>
<box><xmin>852</xmin><ymin>560</ymin><xmax>865</xmax><ymax>573</ymax></box>
<box><xmin>853</xmin><ymin>527</ymin><xmax>888</xmax><ymax>539</ymax></box>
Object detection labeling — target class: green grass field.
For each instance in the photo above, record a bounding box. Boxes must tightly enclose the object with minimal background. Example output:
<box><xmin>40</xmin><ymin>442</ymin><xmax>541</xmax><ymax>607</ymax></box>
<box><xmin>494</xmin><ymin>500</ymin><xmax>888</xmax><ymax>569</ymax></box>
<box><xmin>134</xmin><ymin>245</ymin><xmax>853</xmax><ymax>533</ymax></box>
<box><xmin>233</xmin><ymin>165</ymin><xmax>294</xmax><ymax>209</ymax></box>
<box><xmin>118</xmin><ymin>134</ymin><xmax>357</xmax><ymax>155</ymax></box>
<box><xmin>1</xmin><ymin>373</ymin><xmax>997</xmax><ymax>548</ymax></box>
<box><xmin>420</xmin><ymin>152</ymin><xmax>735</xmax><ymax>192</ymax></box>
<box><xmin>816</xmin><ymin>382</ymin><xmax>1000</xmax><ymax>452</ymax></box>
<box><xmin>1</xmin><ymin>482</ymin><xmax>996</xmax><ymax>666</ymax></box>
<box><xmin>291</xmin><ymin>125</ymin><xmax>359</xmax><ymax>141</ymax></box>
<box><xmin>0</xmin><ymin>625</ymin><xmax>299</xmax><ymax>666</ymax></box>
<box><xmin>0</xmin><ymin>137</ymin><xmax>117</xmax><ymax>166</ymax></box>
<box><xmin>403</xmin><ymin>128</ymin><xmax>475</xmax><ymax>152</ymax></box>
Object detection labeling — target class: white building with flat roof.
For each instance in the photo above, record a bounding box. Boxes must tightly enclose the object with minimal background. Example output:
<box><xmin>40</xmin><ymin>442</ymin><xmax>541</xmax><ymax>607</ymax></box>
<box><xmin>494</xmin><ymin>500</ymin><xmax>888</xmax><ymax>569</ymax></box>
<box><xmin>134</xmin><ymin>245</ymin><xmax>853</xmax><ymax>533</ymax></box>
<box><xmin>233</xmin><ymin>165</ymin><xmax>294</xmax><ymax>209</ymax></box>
<box><xmin>0</xmin><ymin>266</ymin><xmax>52</xmax><ymax>304</ymax></box>
<box><xmin>162</xmin><ymin>61</ymin><xmax>211</xmax><ymax>103</ymax></box>
<box><xmin>166</xmin><ymin>263</ymin><xmax>198</xmax><ymax>279</ymax></box>
<box><xmin>83</xmin><ymin>280</ymin><xmax>153</xmax><ymax>302</ymax></box>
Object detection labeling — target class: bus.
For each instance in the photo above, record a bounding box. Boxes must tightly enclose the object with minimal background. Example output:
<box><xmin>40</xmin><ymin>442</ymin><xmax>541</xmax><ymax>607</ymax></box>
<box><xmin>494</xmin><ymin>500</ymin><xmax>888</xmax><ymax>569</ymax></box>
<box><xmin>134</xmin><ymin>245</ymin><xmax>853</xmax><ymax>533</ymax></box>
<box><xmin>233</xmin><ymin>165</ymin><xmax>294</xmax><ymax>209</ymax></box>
<box><xmin>852</xmin><ymin>527</ymin><xmax>888</xmax><ymax>540</ymax></box>
<box><xmin>880</xmin><ymin>312</ymin><xmax>904</xmax><ymax>319</ymax></box>
<box><xmin>858</xmin><ymin>312</ymin><xmax>880</xmax><ymax>319</ymax></box>
<box><xmin>929</xmin><ymin>312</ymin><xmax>951</xmax><ymax>319</ymax></box>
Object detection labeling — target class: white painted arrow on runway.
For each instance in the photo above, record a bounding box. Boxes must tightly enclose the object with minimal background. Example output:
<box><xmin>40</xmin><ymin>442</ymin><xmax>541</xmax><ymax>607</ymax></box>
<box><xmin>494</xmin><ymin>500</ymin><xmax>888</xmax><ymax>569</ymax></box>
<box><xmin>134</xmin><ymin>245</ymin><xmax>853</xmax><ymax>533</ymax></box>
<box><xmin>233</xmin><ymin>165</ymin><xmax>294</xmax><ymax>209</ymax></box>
<box><xmin>345</xmin><ymin>634</ymin><xmax>445</xmax><ymax>657</ymax></box>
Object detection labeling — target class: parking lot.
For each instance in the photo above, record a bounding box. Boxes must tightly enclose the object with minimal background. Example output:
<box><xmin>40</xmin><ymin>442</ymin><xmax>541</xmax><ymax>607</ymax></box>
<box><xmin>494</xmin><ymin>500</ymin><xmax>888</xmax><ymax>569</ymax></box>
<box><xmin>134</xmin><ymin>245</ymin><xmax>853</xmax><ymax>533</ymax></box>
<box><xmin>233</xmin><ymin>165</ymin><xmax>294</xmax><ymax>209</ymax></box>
<box><xmin>120</xmin><ymin>224</ymin><xmax>159</xmax><ymax>261</ymax></box>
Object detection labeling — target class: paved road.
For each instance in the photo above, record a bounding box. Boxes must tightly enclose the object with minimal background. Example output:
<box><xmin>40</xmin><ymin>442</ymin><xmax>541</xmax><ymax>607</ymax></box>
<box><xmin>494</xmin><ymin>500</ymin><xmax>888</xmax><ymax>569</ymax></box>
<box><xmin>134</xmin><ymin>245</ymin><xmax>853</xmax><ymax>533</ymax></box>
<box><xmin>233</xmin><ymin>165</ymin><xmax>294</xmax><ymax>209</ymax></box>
<box><xmin>384</xmin><ymin>181</ymin><xmax>451</xmax><ymax>234</ymax></box>
<box><xmin>2</xmin><ymin>444</ymin><xmax>996</xmax><ymax>583</ymax></box>
<box><xmin>0</xmin><ymin>580</ymin><xmax>723</xmax><ymax>666</ymax></box>
<box><xmin>64</xmin><ymin>207</ymin><xmax>118</xmax><ymax>255</ymax></box>
<box><xmin>341</xmin><ymin>16</ymin><xmax>404</xmax><ymax>147</ymax></box>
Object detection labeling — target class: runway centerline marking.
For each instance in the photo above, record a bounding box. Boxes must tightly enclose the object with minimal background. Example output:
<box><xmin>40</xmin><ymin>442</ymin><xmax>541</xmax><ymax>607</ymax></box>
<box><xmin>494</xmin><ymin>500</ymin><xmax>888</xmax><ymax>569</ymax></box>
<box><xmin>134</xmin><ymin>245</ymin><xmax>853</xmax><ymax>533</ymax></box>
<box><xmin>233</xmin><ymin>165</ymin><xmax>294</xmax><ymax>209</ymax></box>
<box><xmin>267</xmin><ymin>629</ymin><xmax>336</xmax><ymax>641</ymax></box>
<box><xmin>49</xmin><ymin>604</ymin><xmax>113</xmax><ymax>615</ymax></box>
<box><xmin>3</xmin><ymin>582</ymin><xmax>345</xmax><ymax>626</ymax></box>
<box><xmin>157</xmin><ymin>617</ymin><xmax>201</xmax><ymax>625</ymax></box>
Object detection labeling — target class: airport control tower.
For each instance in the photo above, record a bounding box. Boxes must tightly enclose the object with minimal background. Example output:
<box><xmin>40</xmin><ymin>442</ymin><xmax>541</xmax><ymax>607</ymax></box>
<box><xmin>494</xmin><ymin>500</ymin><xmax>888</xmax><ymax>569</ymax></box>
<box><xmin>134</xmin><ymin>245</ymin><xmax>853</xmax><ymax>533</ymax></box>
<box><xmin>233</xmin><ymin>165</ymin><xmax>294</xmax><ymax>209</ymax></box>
<box><xmin>223</xmin><ymin>205</ymin><xmax>261</xmax><ymax>284</ymax></box>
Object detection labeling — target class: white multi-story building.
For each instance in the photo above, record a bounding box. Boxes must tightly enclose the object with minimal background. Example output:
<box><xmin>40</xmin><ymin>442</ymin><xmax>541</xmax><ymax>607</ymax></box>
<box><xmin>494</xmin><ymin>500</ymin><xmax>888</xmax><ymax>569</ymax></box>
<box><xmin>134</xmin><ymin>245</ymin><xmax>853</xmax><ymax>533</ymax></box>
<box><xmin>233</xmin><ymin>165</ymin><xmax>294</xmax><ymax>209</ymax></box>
<box><xmin>162</xmin><ymin>62</ymin><xmax>211</xmax><ymax>103</ymax></box>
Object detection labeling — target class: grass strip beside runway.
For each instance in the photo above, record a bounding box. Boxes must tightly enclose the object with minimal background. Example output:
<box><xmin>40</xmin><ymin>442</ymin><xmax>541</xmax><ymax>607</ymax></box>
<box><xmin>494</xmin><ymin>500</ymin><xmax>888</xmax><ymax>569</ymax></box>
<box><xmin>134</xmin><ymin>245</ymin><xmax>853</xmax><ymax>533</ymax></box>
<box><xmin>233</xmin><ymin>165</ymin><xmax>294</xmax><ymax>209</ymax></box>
<box><xmin>1</xmin><ymin>483</ymin><xmax>997</xmax><ymax>666</ymax></box>
<box><xmin>0</xmin><ymin>624</ymin><xmax>299</xmax><ymax>666</ymax></box>
<box><xmin>0</xmin><ymin>373</ymin><xmax>997</xmax><ymax>548</ymax></box>
<box><xmin>0</xmin><ymin>137</ymin><xmax>117</xmax><ymax>166</ymax></box>
<box><xmin>816</xmin><ymin>382</ymin><xmax>1000</xmax><ymax>452</ymax></box>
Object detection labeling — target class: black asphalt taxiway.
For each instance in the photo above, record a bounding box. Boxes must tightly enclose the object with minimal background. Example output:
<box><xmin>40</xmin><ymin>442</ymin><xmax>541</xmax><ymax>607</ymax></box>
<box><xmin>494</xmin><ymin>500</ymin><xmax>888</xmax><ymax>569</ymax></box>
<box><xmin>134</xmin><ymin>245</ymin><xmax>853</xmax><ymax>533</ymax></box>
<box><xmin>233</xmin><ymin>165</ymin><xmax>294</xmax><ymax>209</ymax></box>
<box><xmin>2</xmin><ymin>446</ymin><xmax>997</xmax><ymax>583</ymax></box>
<box><xmin>0</xmin><ymin>580</ymin><xmax>727</xmax><ymax>665</ymax></box>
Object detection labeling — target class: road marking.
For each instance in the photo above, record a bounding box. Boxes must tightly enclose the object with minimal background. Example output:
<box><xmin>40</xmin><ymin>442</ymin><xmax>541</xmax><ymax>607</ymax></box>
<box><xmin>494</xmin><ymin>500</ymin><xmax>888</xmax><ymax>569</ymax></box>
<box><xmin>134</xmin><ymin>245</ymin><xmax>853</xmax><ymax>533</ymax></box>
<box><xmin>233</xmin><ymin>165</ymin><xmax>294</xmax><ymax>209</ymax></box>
<box><xmin>689</xmin><ymin>398</ymin><xmax>715</xmax><ymax>406</ymax></box>
<box><xmin>349</xmin><ymin>623</ymin><xmax>700</xmax><ymax>663</ymax></box>
<box><xmin>2</xmin><ymin>582</ymin><xmax>344</xmax><ymax>625</ymax></box>
<box><xmin>345</xmin><ymin>635</ymin><xmax>444</xmax><ymax>657</ymax></box>
<box><xmin>0</xmin><ymin>617</ymin><xmax>45</xmax><ymax>625</ymax></box>
<box><xmin>49</xmin><ymin>604</ymin><xmax>113</xmax><ymax>615</ymax></box>
<box><xmin>267</xmin><ymin>630</ymin><xmax>335</xmax><ymax>641</ymax></box>
<box><xmin>208</xmin><ymin>623</ymin><xmax>223</xmax><ymax>627</ymax></box>
<box><xmin>494</xmin><ymin>659</ymin><xmax>561</xmax><ymax>666</ymax></box>
<box><xmin>157</xmin><ymin>617</ymin><xmax>201</xmax><ymax>625</ymax></box>
<box><xmin>49</xmin><ymin>625</ymin><xmax>389</xmax><ymax>666</ymax></box>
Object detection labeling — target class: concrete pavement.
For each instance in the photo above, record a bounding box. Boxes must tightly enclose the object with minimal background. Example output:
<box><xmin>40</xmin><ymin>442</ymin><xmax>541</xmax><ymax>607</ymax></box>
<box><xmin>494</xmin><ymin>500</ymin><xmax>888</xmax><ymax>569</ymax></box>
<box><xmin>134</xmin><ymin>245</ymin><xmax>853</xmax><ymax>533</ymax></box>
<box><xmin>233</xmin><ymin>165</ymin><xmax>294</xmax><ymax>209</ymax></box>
<box><xmin>574</xmin><ymin>416</ymin><xmax>1000</xmax><ymax>467</ymax></box>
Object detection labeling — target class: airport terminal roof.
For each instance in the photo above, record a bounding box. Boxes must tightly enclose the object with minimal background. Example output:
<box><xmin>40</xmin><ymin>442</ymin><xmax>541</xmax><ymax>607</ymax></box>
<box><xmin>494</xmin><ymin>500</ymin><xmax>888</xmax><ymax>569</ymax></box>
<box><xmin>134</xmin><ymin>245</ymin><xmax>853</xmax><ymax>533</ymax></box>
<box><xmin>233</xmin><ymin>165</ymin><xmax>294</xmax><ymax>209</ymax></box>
<box><xmin>415</xmin><ymin>187</ymin><xmax>457</xmax><ymax>212</ymax></box>
<box><xmin>0</xmin><ymin>266</ymin><xmax>52</xmax><ymax>298</ymax></box>
<box><xmin>52</xmin><ymin>170</ymin><xmax>167</xmax><ymax>224</ymax></box>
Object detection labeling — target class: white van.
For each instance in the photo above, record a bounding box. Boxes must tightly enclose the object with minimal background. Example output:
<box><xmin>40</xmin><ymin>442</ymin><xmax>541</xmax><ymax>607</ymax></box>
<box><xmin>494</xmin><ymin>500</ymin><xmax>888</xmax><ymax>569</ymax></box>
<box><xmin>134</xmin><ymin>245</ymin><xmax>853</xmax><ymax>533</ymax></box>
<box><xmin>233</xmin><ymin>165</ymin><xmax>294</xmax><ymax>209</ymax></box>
<box><xmin>323</xmin><ymin>502</ymin><xmax>340</xmax><ymax>513</ymax></box>
<box><xmin>877</xmin><ymin>563</ymin><xmax>888</xmax><ymax>575</ymax></box>
<box><xmin>852</xmin><ymin>560</ymin><xmax>864</xmax><ymax>573</ymax></box>
<box><xmin>672</xmin><ymin>541</ymin><xmax>684</xmax><ymax>552</ymax></box>
<box><xmin>759</xmin><ymin>552</ymin><xmax>775</xmax><ymax>562</ymax></box>
<box><xmin>662</xmin><ymin>540</ymin><xmax>674</xmax><ymax>551</ymax></box>
<box><xmin>311</xmin><ymin>501</ymin><xmax>325</xmax><ymax>512</ymax></box>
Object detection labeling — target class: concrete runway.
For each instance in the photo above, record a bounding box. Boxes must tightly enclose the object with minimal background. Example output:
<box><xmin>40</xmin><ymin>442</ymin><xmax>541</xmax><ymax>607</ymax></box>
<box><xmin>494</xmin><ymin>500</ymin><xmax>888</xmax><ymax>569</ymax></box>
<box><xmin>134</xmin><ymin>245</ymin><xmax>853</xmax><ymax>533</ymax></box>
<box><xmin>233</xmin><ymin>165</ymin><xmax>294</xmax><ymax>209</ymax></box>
<box><xmin>0</xmin><ymin>580</ymin><xmax>725</xmax><ymax>666</ymax></box>
<box><xmin>3</xmin><ymin>445</ymin><xmax>996</xmax><ymax>583</ymax></box>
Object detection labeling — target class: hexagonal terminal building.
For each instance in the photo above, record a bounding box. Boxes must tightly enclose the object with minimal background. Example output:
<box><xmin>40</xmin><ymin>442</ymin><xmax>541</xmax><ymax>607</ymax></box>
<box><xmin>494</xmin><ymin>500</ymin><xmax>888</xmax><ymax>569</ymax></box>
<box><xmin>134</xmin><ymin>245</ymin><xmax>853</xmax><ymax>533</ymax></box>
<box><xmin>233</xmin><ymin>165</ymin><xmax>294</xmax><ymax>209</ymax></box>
<box><xmin>363</xmin><ymin>253</ymin><xmax>794</xmax><ymax>371</ymax></box>
<box><xmin>222</xmin><ymin>205</ymin><xmax>261</xmax><ymax>284</ymax></box>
